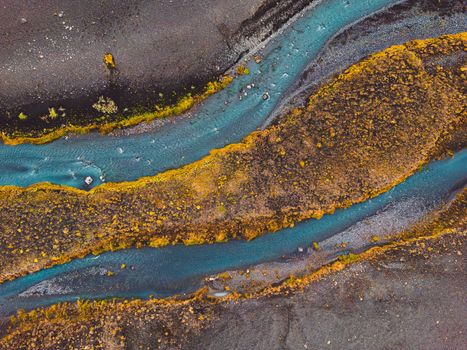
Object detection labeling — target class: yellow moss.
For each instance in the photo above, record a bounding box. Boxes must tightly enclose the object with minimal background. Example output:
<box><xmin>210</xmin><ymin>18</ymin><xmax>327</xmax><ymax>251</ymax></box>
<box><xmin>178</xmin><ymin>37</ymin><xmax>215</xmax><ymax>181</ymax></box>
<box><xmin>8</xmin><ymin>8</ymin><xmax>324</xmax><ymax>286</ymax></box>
<box><xmin>215</xmin><ymin>231</ymin><xmax>228</xmax><ymax>242</ymax></box>
<box><xmin>217</xmin><ymin>272</ymin><xmax>231</xmax><ymax>280</ymax></box>
<box><xmin>312</xmin><ymin>242</ymin><xmax>320</xmax><ymax>251</ymax></box>
<box><xmin>236</xmin><ymin>65</ymin><xmax>250</xmax><ymax>75</ymax></box>
<box><xmin>148</xmin><ymin>236</ymin><xmax>170</xmax><ymax>248</ymax></box>
<box><xmin>92</xmin><ymin>96</ymin><xmax>118</xmax><ymax>114</ymax></box>
<box><xmin>337</xmin><ymin>253</ymin><xmax>359</xmax><ymax>264</ymax></box>
<box><xmin>18</xmin><ymin>112</ymin><xmax>28</xmax><ymax>120</ymax></box>
<box><xmin>103</xmin><ymin>53</ymin><xmax>116</xmax><ymax>69</ymax></box>
<box><xmin>182</xmin><ymin>235</ymin><xmax>207</xmax><ymax>246</ymax></box>
<box><xmin>48</xmin><ymin>107</ymin><xmax>58</xmax><ymax>119</ymax></box>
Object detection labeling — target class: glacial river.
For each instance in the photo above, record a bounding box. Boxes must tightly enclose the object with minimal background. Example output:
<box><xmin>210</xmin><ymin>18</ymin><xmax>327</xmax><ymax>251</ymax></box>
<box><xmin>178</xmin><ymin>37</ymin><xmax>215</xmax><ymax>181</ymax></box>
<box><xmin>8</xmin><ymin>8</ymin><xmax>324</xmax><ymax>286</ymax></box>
<box><xmin>0</xmin><ymin>0</ymin><xmax>465</xmax><ymax>316</ymax></box>
<box><xmin>0</xmin><ymin>0</ymin><xmax>405</xmax><ymax>188</ymax></box>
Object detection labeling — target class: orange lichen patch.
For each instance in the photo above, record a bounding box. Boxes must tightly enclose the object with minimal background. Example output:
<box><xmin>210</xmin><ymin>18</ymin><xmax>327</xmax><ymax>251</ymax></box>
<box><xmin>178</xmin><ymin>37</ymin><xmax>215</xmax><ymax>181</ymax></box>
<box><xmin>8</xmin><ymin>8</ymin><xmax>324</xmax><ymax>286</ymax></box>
<box><xmin>0</xmin><ymin>33</ymin><xmax>465</xmax><ymax>283</ymax></box>
<box><xmin>0</xmin><ymin>75</ymin><xmax>234</xmax><ymax>145</ymax></box>
<box><xmin>148</xmin><ymin>236</ymin><xmax>171</xmax><ymax>248</ymax></box>
<box><xmin>1</xmin><ymin>292</ymin><xmax>213</xmax><ymax>349</ymax></box>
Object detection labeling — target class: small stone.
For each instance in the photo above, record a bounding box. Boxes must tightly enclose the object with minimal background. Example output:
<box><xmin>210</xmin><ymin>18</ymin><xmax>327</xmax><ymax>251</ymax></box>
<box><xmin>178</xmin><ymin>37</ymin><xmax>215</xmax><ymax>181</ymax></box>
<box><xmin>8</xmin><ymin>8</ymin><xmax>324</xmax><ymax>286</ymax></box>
<box><xmin>262</xmin><ymin>92</ymin><xmax>270</xmax><ymax>100</ymax></box>
<box><xmin>21</xmin><ymin>18</ymin><xmax>28</xmax><ymax>24</ymax></box>
<box><xmin>84</xmin><ymin>176</ymin><xmax>93</xmax><ymax>185</ymax></box>
<box><xmin>312</xmin><ymin>241</ymin><xmax>320</xmax><ymax>251</ymax></box>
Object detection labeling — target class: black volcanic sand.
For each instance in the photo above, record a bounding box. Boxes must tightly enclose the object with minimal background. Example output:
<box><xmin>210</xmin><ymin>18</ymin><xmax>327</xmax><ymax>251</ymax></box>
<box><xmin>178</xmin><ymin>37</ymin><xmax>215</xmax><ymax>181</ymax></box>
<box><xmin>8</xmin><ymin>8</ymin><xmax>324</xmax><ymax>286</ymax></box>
<box><xmin>0</xmin><ymin>0</ymin><xmax>315</xmax><ymax>134</ymax></box>
<box><xmin>269</xmin><ymin>0</ymin><xmax>467</xmax><ymax>124</ymax></box>
<box><xmin>187</xmin><ymin>233</ymin><xmax>467</xmax><ymax>350</ymax></box>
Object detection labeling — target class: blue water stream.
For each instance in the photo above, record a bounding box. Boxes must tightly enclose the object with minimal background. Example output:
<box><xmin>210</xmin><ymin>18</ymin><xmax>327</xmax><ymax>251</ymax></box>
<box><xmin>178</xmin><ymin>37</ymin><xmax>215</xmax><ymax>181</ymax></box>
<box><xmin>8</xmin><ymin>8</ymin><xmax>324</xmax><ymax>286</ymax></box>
<box><xmin>1</xmin><ymin>0</ymin><xmax>465</xmax><ymax>318</ymax></box>
<box><xmin>0</xmin><ymin>0</ymin><xmax>403</xmax><ymax>188</ymax></box>
<box><xmin>1</xmin><ymin>150</ymin><xmax>465</xmax><ymax>315</ymax></box>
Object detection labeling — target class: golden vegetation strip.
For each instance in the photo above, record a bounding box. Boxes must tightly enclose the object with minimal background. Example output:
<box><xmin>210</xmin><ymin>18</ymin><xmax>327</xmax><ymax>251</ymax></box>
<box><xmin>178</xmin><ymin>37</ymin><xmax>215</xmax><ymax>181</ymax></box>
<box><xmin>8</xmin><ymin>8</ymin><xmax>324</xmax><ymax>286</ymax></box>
<box><xmin>0</xmin><ymin>75</ymin><xmax>233</xmax><ymax>145</ymax></box>
<box><xmin>1</xmin><ymin>189</ymin><xmax>465</xmax><ymax>350</ymax></box>
<box><xmin>0</xmin><ymin>33</ymin><xmax>465</xmax><ymax>284</ymax></box>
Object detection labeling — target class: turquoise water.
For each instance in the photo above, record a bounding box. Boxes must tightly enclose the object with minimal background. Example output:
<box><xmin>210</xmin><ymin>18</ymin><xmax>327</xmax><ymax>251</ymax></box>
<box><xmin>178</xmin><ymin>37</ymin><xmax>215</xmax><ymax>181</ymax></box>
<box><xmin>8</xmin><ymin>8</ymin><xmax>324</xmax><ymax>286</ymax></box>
<box><xmin>1</xmin><ymin>0</ymin><xmax>464</xmax><ymax>319</ymax></box>
<box><xmin>1</xmin><ymin>150</ymin><xmax>465</xmax><ymax>315</ymax></box>
<box><xmin>0</xmin><ymin>0</ymin><xmax>403</xmax><ymax>188</ymax></box>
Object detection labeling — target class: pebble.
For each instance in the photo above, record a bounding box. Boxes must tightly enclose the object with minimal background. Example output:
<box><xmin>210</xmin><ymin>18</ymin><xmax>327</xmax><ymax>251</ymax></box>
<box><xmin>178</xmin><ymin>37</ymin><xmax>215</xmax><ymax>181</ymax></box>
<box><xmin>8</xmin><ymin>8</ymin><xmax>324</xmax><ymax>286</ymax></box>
<box><xmin>84</xmin><ymin>176</ymin><xmax>93</xmax><ymax>185</ymax></box>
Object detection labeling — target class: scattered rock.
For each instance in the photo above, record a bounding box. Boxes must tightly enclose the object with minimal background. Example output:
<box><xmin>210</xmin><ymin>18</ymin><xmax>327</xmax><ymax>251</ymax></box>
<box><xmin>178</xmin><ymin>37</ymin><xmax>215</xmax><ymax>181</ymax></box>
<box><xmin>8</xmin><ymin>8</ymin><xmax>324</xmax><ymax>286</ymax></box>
<box><xmin>84</xmin><ymin>176</ymin><xmax>93</xmax><ymax>185</ymax></box>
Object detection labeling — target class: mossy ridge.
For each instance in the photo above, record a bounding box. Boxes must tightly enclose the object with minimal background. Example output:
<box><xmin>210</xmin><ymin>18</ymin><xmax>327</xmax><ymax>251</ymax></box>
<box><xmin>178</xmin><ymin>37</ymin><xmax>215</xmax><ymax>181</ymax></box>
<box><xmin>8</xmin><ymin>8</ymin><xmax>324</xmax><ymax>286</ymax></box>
<box><xmin>1</xmin><ymin>190</ymin><xmax>465</xmax><ymax>349</ymax></box>
<box><xmin>0</xmin><ymin>33</ymin><xmax>465</xmax><ymax>284</ymax></box>
<box><xmin>0</xmin><ymin>75</ymin><xmax>233</xmax><ymax>146</ymax></box>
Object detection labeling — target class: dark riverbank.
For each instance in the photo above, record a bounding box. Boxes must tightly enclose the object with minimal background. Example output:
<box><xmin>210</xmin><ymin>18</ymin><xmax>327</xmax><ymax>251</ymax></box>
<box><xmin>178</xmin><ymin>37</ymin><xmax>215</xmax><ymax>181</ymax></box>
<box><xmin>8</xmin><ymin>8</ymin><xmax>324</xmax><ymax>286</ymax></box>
<box><xmin>0</xmin><ymin>0</ymin><xmax>315</xmax><ymax>138</ymax></box>
<box><xmin>188</xmin><ymin>232</ymin><xmax>467</xmax><ymax>350</ymax></box>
